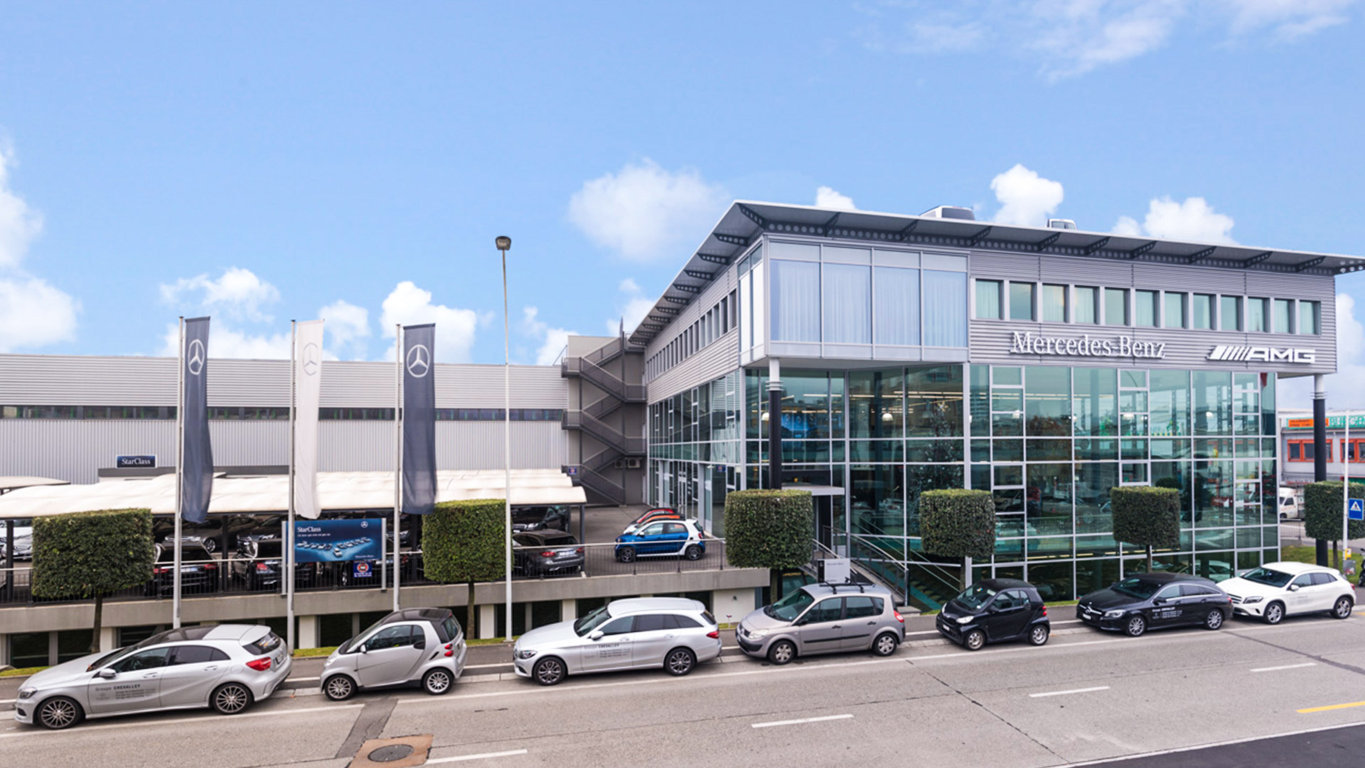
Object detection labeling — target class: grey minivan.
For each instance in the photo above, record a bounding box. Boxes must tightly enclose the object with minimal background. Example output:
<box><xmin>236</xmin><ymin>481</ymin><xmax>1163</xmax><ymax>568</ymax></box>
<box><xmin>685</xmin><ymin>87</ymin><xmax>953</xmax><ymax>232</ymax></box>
<box><xmin>736</xmin><ymin>583</ymin><xmax>905</xmax><ymax>664</ymax></box>
<box><xmin>321</xmin><ymin>607</ymin><xmax>467</xmax><ymax>700</ymax></box>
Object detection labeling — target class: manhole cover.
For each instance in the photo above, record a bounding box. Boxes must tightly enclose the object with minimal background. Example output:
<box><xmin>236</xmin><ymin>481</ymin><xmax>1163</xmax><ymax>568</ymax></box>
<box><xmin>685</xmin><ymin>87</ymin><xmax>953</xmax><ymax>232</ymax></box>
<box><xmin>367</xmin><ymin>744</ymin><xmax>415</xmax><ymax>762</ymax></box>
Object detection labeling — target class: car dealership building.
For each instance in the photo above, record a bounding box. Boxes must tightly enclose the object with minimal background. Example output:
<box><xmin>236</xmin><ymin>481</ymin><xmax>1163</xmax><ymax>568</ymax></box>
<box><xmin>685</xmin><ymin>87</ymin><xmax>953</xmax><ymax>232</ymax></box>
<box><xmin>1</xmin><ymin>200</ymin><xmax>1361</xmax><ymax>655</ymax></box>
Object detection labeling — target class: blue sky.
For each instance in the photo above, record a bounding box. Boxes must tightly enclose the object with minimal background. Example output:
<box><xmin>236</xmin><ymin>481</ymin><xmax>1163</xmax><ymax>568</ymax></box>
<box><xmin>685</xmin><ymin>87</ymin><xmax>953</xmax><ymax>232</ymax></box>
<box><xmin>1</xmin><ymin>1</ymin><xmax>1362</xmax><ymax>409</ymax></box>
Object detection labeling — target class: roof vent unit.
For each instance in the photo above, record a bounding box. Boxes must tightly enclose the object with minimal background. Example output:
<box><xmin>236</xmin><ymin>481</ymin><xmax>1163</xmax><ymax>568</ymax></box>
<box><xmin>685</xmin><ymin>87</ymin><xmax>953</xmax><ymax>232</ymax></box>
<box><xmin>1047</xmin><ymin>218</ymin><xmax>1077</xmax><ymax>230</ymax></box>
<box><xmin>921</xmin><ymin>205</ymin><xmax>975</xmax><ymax>221</ymax></box>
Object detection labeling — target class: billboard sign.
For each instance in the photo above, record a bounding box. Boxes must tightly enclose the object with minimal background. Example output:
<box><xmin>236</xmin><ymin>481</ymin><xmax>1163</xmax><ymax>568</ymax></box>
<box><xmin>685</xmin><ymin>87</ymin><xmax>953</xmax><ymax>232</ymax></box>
<box><xmin>293</xmin><ymin>519</ymin><xmax>383</xmax><ymax>563</ymax></box>
<box><xmin>116</xmin><ymin>455</ymin><xmax>156</xmax><ymax>469</ymax></box>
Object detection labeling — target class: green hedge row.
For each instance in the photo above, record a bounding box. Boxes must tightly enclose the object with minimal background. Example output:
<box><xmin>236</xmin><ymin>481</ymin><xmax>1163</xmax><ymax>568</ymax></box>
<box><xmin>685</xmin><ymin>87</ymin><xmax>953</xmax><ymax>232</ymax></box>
<box><xmin>422</xmin><ymin>499</ymin><xmax>506</xmax><ymax>583</ymax></box>
<box><xmin>723</xmin><ymin>489</ymin><xmax>813</xmax><ymax>570</ymax></box>
<box><xmin>919</xmin><ymin>489</ymin><xmax>995</xmax><ymax>559</ymax></box>
<box><xmin>32</xmin><ymin>508</ymin><xmax>155</xmax><ymax>599</ymax></box>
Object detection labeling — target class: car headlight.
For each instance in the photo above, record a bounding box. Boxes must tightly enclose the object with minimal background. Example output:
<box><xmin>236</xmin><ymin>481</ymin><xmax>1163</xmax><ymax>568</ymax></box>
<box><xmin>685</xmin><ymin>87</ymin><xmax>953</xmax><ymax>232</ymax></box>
<box><xmin>1242</xmin><ymin>596</ymin><xmax>1263</xmax><ymax>604</ymax></box>
<box><xmin>1103</xmin><ymin>609</ymin><xmax>1125</xmax><ymax>619</ymax></box>
<box><xmin>18</xmin><ymin>687</ymin><xmax>36</xmax><ymax>699</ymax></box>
<box><xmin>955</xmin><ymin>615</ymin><xmax>974</xmax><ymax>624</ymax></box>
<box><xmin>745</xmin><ymin>627</ymin><xmax>767</xmax><ymax>640</ymax></box>
<box><xmin>515</xmin><ymin>649</ymin><xmax>538</xmax><ymax>660</ymax></box>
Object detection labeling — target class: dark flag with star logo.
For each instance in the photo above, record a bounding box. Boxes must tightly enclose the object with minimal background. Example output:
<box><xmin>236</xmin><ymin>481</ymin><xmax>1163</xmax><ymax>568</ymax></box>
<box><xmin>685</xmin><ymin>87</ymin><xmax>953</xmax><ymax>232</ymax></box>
<box><xmin>180</xmin><ymin>316</ymin><xmax>213</xmax><ymax>524</ymax></box>
<box><xmin>402</xmin><ymin>323</ymin><xmax>437</xmax><ymax>515</ymax></box>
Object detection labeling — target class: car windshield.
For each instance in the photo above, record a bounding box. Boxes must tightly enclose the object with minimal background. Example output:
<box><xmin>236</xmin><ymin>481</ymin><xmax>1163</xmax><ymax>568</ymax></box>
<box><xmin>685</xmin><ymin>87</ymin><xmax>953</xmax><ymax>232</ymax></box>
<box><xmin>1111</xmin><ymin>577</ymin><xmax>1161</xmax><ymax>599</ymax></box>
<box><xmin>1240</xmin><ymin>567</ymin><xmax>1293</xmax><ymax>588</ymax></box>
<box><xmin>953</xmin><ymin>583</ymin><xmax>998</xmax><ymax>610</ymax></box>
<box><xmin>86</xmin><ymin>646</ymin><xmax>133</xmax><ymax>671</ymax></box>
<box><xmin>765</xmin><ymin>589</ymin><xmax>815</xmax><ymax>621</ymax></box>
<box><xmin>573</xmin><ymin>606</ymin><xmax>612</xmax><ymax>636</ymax></box>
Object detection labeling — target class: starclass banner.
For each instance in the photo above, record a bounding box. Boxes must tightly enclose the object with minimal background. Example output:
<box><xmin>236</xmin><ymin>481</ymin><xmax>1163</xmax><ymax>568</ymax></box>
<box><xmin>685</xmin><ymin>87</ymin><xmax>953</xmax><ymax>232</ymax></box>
<box><xmin>293</xmin><ymin>320</ymin><xmax>324</xmax><ymax>519</ymax></box>
<box><xmin>180</xmin><ymin>317</ymin><xmax>213</xmax><ymax>524</ymax></box>
<box><xmin>293</xmin><ymin>519</ymin><xmax>382</xmax><ymax>563</ymax></box>
<box><xmin>402</xmin><ymin>323</ymin><xmax>437</xmax><ymax>515</ymax></box>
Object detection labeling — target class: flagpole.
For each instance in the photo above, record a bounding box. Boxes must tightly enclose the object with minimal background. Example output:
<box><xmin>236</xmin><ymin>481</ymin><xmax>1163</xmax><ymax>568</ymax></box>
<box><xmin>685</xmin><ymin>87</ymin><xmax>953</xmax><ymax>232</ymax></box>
<box><xmin>287</xmin><ymin>320</ymin><xmax>297</xmax><ymax>652</ymax></box>
<box><xmin>173</xmin><ymin>316</ymin><xmax>184</xmax><ymax>629</ymax></box>
<box><xmin>393</xmin><ymin>324</ymin><xmax>402</xmax><ymax>613</ymax></box>
<box><xmin>1344</xmin><ymin>411</ymin><xmax>1351</xmax><ymax>567</ymax></box>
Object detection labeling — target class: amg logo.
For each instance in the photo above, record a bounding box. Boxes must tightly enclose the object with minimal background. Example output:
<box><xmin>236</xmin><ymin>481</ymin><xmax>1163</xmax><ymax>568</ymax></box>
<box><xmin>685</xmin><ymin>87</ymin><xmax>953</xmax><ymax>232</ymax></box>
<box><xmin>1206</xmin><ymin>346</ymin><xmax>1316</xmax><ymax>364</ymax></box>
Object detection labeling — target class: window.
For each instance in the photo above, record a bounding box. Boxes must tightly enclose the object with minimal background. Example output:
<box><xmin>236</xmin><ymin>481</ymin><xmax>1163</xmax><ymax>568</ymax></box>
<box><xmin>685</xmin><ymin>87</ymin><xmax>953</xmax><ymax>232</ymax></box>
<box><xmin>1163</xmin><ymin>292</ymin><xmax>1187</xmax><ymax>329</ymax></box>
<box><xmin>1104</xmin><ymin>288</ymin><xmax>1128</xmax><ymax>325</ymax></box>
<box><xmin>1248</xmin><ymin>297</ymin><xmax>1268</xmax><ymax>332</ymax></box>
<box><xmin>1009</xmin><ymin>282</ymin><xmax>1035</xmax><ymax>321</ymax></box>
<box><xmin>1287</xmin><ymin>439</ymin><xmax>1330</xmax><ymax>462</ymax></box>
<box><xmin>874</xmin><ymin>267</ymin><xmax>920</xmax><ymax>345</ymax></box>
<box><xmin>1273</xmin><ymin>299</ymin><xmax>1293</xmax><ymax>333</ymax></box>
<box><xmin>1074</xmin><ymin>286</ymin><xmax>1098</xmax><ymax>324</ymax></box>
<box><xmin>1300</xmin><ymin>301</ymin><xmax>1320</xmax><ymax>335</ymax></box>
<box><xmin>1310</xmin><ymin>572</ymin><xmax>1336</xmax><ymax>586</ymax></box>
<box><xmin>843</xmin><ymin>596</ymin><xmax>882</xmax><ymax>618</ymax></box>
<box><xmin>1041</xmin><ymin>284</ymin><xmax>1067</xmax><ymax>322</ymax></box>
<box><xmin>1221</xmin><ymin>295</ymin><xmax>1242</xmax><ymax>331</ymax></box>
<box><xmin>366</xmin><ymin>625</ymin><xmax>415</xmax><ymax>650</ymax></box>
<box><xmin>975</xmin><ymin>279</ymin><xmax>1002</xmax><ymax>319</ymax></box>
<box><xmin>803</xmin><ymin>599</ymin><xmax>844</xmax><ymax>624</ymax></box>
<box><xmin>632</xmin><ymin>615</ymin><xmax>667</xmax><ymax>632</ymax></box>
<box><xmin>115</xmin><ymin>647</ymin><xmax>172</xmax><ymax>672</ymax></box>
<box><xmin>923</xmin><ymin>271</ymin><xmax>967</xmax><ymax>347</ymax></box>
<box><xmin>1135</xmin><ymin>290</ymin><xmax>1158</xmax><ymax>327</ymax></box>
<box><xmin>600</xmin><ymin>617</ymin><xmax>635</xmax><ymax>635</ymax></box>
<box><xmin>1192</xmin><ymin>294</ymin><xmax>1213</xmax><ymax>330</ymax></box>
<box><xmin>170</xmin><ymin>645</ymin><xmax>229</xmax><ymax>665</ymax></box>
<box><xmin>823</xmin><ymin>264</ymin><xmax>871</xmax><ymax>343</ymax></box>
<box><xmin>770</xmin><ymin>260</ymin><xmax>820</xmax><ymax>342</ymax></box>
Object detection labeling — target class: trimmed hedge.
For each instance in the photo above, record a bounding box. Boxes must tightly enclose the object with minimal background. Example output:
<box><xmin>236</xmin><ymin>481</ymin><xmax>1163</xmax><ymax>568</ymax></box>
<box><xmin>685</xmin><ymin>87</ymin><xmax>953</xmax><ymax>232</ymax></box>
<box><xmin>1304</xmin><ymin>481</ymin><xmax>1365</xmax><ymax>542</ymax></box>
<box><xmin>920</xmin><ymin>489</ymin><xmax>995</xmax><ymax>560</ymax></box>
<box><xmin>32</xmin><ymin>508</ymin><xmax>155</xmax><ymax>599</ymax></box>
<box><xmin>1111</xmin><ymin>486</ymin><xmax>1179</xmax><ymax>571</ymax></box>
<box><xmin>422</xmin><ymin>499</ymin><xmax>506</xmax><ymax>583</ymax></box>
<box><xmin>724</xmin><ymin>490</ymin><xmax>814</xmax><ymax>571</ymax></box>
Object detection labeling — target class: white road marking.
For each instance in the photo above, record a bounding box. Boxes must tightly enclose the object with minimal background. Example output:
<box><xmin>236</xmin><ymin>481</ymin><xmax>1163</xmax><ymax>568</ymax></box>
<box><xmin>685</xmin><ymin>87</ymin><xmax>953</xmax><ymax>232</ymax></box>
<box><xmin>752</xmin><ymin>714</ymin><xmax>853</xmax><ymax>729</ymax></box>
<box><xmin>0</xmin><ymin>703</ymin><xmax>362</xmax><ymax>740</ymax></box>
<box><xmin>1251</xmin><ymin>662</ymin><xmax>1317</xmax><ymax>673</ymax></box>
<box><xmin>1029</xmin><ymin>686</ymin><xmax>1110</xmax><ymax>698</ymax></box>
<box><xmin>290</xmin><ymin>676</ymin><xmax>320</xmax><ymax>682</ymax></box>
<box><xmin>1062</xmin><ymin>722</ymin><xmax>1365</xmax><ymax>767</ymax></box>
<box><xmin>427</xmin><ymin>749</ymin><xmax>528</xmax><ymax>763</ymax></box>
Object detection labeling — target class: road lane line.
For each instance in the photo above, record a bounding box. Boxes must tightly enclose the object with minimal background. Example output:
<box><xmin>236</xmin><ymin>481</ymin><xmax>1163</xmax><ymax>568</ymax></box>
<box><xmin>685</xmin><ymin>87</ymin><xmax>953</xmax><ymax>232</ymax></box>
<box><xmin>752</xmin><ymin>714</ymin><xmax>853</xmax><ymax>729</ymax></box>
<box><xmin>1297</xmin><ymin>700</ymin><xmax>1365</xmax><ymax>714</ymax></box>
<box><xmin>1251</xmin><ymin>662</ymin><xmax>1317</xmax><ymax>673</ymax></box>
<box><xmin>0</xmin><ymin>703</ymin><xmax>363</xmax><ymax>739</ymax></box>
<box><xmin>1029</xmin><ymin>686</ymin><xmax>1110</xmax><ymax>698</ymax></box>
<box><xmin>427</xmin><ymin>749</ymin><xmax>528</xmax><ymax>763</ymax></box>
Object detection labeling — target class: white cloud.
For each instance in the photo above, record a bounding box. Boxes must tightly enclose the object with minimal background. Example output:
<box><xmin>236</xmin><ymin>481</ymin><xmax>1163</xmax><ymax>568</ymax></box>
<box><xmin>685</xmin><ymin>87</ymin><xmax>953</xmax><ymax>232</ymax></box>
<box><xmin>990</xmin><ymin>164</ymin><xmax>1064</xmax><ymax>226</ymax></box>
<box><xmin>1112</xmin><ymin>196</ymin><xmax>1236</xmax><ymax>243</ymax></box>
<box><xmin>607</xmin><ymin>278</ymin><xmax>657</xmax><ymax>336</ymax></box>
<box><xmin>0</xmin><ymin>276</ymin><xmax>79</xmax><ymax>352</ymax></box>
<box><xmin>0</xmin><ymin>144</ymin><xmax>43</xmax><ymax>270</ymax></box>
<box><xmin>815</xmin><ymin>186</ymin><xmax>857</xmax><ymax>211</ymax></box>
<box><xmin>1033</xmin><ymin>0</ymin><xmax>1186</xmax><ymax>80</ymax></box>
<box><xmin>568</xmin><ymin>159</ymin><xmax>728</xmax><ymax>262</ymax></box>
<box><xmin>1280</xmin><ymin>293</ymin><xmax>1365</xmax><ymax>410</ymax></box>
<box><xmin>1223</xmin><ymin>0</ymin><xmax>1354</xmax><ymax>41</ymax></box>
<box><xmin>523</xmin><ymin>306</ymin><xmax>575</xmax><ymax>365</ymax></box>
<box><xmin>319</xmin><ymin>299</ymin><xmax>370</xmax><ymax>360</ymax></box>
<box><xmin>156</xmin><ymin>321</ymin><xmax>290</xmax><ymax>360</ymax></box>
<box><xmin>160</xmin><ymin>267</ymin><xmax>281</xmax><ymax>322</ymax></box>
<box><xmin>379</xmin><ymin>281</ymin><xmax>481</xmax><ymax>363</ymax></box>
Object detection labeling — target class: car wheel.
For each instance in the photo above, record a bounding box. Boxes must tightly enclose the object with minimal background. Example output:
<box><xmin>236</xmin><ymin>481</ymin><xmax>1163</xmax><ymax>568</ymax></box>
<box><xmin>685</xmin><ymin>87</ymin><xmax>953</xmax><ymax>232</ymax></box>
<box><xmin>684</xmin><ymin>545</ymin><xmax>702</xmax><ymax>561</ymax></box>
<box><xmin>323</xmin><ymin>675</ymin><xmax>356</xmax><ymax>701</ymax></box>
<box><xmin>872</xmin><ymin>632</ymin><xmax>899</xmax><ymax>657</ymax></box>
<box><xmin>1125</xmin><ymin>615</ymin><xmax>1147</xmax><ymax>637</ymax></box>
<box><xmin>1263</xmin><ymin>601</ymin><xmax>1285</xmax><ymax>625</ymax></box>
<box><xmin>617</xmin><ymin>547</ymin><xmax>636</xmax><ymax>563</ymax></box>
<box><xmin>1028</xmin><ymin>624</ymin><xmax>1050</xmax><ymax>646</ymax></box>
<box><xmin>1331</xmin><ymin>595</ymin><xmax>1354</xmax><ymax>619</ymax></box>
<box><xmin>963</xmin><ymin>629</ymin><xmax>986</xmax><ymax>651</ymax></box>
<box><xmin>36</xmin><ymin>696</ymin><xmax>82</xmax><ymax>730</ymax></box>
<box><xmin>211</xmin><ymin>682</ymin><xmax>253</xmax><ymax>715</ymax></box>
<box><xmin>1204</xmin><ymin>609</ymin><xmax>1225</xmax><ymax>630</ymax></box>
<box><xmin>202</xmin><ymin>539</ymin><xmax>217</xmax><ymax>553</ymax></box>
<box><xmin>665</xmin><ymin>647</ymin><xmax>696</xmax><ymax>676</ymax></box>
<box><xmin>422</xmin><ymin>668</ymin><xmax>453</xmax><ymax>695</ymax></box>
<box><xmin>767</xmin><ymin>639</ymin><xmax>797</xmax><ymax>665</ymax></box>
<box><xmin>533</xmin><ymin>656</ymin><xmax>566</xmax><ymax>686</ymax></box>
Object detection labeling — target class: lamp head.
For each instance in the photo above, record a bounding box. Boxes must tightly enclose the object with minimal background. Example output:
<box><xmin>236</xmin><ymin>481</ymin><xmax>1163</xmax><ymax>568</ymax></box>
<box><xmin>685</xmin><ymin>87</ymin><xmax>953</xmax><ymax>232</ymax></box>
<box><xmin>495</xmin><ymin>236</ymin><xmax>512</xmax><ymax>252</ymax></box>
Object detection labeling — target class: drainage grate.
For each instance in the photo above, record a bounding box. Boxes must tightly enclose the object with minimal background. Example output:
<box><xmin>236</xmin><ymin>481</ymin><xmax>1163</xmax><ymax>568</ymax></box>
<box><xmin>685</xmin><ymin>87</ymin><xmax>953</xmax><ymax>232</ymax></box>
<box><xmin>366</xmin><ymin>744</ymin><xmax>415</xmax><ymax>763</ymax></box>
<box><xmin>349</xmin><ymin>734</ymin><xmax>432</xmax><ymax>768</ymax></box>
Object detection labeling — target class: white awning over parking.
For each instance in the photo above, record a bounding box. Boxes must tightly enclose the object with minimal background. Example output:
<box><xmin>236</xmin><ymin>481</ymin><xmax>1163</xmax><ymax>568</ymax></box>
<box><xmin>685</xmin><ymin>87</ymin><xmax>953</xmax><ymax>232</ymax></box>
<box><xmin>0</xmin><ymin>468</ymin><xmax>586</xmax><ymax>519</ymax></box>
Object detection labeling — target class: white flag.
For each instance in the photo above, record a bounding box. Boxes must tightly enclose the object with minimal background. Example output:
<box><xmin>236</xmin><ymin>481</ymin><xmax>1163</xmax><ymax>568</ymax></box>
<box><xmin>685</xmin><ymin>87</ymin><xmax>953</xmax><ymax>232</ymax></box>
<box><xmin>293</xmin><ymin>320</ymin><xmax>325</xmax><ymax>519</ymax></box>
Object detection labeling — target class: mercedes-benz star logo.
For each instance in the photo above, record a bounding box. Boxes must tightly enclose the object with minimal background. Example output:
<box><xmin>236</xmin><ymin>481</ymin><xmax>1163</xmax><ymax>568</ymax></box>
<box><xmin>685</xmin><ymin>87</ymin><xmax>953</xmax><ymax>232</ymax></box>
<box><xmin>186</xmin><ymin>339</ymin><xmax>206</xmax><ymax>376</ymax></box>
<box><xmin>302</xmin><ymin>342</ymin><xmax>321</xmax><ymax>376</ymax></box>
<box><xmin>406</xmin><ymin>344</ymin><xmax>431</xmax><ymax>378</ymax></box>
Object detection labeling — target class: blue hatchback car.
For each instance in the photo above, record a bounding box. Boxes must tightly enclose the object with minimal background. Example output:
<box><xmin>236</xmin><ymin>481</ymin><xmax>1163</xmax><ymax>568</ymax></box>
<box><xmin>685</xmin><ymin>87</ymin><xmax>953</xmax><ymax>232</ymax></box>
<box><xmin>614</xmin><ymin>519</ymin><xmax>706</xmax><ymax>563</ymax></box>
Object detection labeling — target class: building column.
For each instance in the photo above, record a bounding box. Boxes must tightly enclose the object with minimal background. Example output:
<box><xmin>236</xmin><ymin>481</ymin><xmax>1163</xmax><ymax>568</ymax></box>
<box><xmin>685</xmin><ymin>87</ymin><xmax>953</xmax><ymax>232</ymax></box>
<box><xmin>768</xmin><ymin>358</ymin><xmax>782</xmax><ymax>490</ymax></box>
<box><xmin>1314</xmin><ymin>374</ymin><xmax>1329</xmax><ymax>566</ymax></box>
<box><xmin>99</xmin><ymin>626</ymin><xmax>117</xmax><ymax>653</ymax></box>
<box><xmin>0</xmin><ymin>633</ymin><xmax>9</xmax><ymax>668</ymax></box>
<box><xmin>297</xmin><ymin>615</ymin><xmax>321</xmax><ymax>650</ymax></box>
<box><xmin>478</xmin><ymin>604</ymin><xmax>497</xmax><ymax>640</ymax></box>
<box><xmin>560</xmin><ymin>599</ymin><xmax>577</xmax><ymax>624</ymax></box>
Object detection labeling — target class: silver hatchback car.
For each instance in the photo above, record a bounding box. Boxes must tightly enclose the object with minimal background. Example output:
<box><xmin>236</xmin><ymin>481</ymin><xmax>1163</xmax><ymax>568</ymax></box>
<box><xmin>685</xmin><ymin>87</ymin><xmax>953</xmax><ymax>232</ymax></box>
<box><xmin>15</xmin><ymin>624</ymin><xmax>291</xmax><ymax>729</ymax></box>
<box><xmin>321</xmin><ymin>607</ymin><xmax>467</xmax><ymax>700</ymax></box>
<box><xmin>513</xmin><ymin>597</ymin><xmax>721</xmax><ymax>685</ymax></box>
<box><xmin>736</xmin><ymin>583</ymin><xmax>905</xmax><ymax>664</ymax></box>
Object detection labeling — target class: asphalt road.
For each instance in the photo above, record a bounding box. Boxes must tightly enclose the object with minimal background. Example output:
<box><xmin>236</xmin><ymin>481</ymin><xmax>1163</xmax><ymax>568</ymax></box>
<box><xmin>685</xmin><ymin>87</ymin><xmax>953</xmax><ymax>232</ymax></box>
<box><xmin>4</xmin><ymin>608</ymin><xmax>1365</xmax><ymax>767</ymax></box>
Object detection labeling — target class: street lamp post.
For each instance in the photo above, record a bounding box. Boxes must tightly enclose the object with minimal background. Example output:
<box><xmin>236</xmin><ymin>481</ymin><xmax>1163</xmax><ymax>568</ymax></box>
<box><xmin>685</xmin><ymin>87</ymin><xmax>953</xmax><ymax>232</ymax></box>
<box><xmin>496</xmin><ymin>235</ymin><xmax>513</xmax><ymax>641</ymax></box>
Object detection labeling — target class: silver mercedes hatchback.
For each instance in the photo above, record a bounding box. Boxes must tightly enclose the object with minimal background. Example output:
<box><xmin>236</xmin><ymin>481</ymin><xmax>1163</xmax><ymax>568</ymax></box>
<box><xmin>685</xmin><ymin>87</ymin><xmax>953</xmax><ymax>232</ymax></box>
<box><xmin>15</xmin><ymin>624</ymin><xmax>291</xmax><ymax>729</ymax></box>
<box><xmin>321</xmin><ymin>607</ymin><xmax>467</xmax><ymax>700</ymax></box>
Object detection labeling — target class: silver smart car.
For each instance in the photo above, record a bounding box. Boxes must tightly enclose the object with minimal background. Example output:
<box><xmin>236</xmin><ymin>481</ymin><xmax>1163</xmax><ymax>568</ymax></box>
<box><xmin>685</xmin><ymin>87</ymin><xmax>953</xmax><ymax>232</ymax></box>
<box><xmin>321</xmin><ymin>607</ymin><xmax>467</xmax><ymax>700</ymax></box>
<box><xmin>512</xmin><ymin>597</ymin><xmax>721</xmax><ymax>685</ymax></box>
<box><xmin>14</xmin><ymin>624</ymin><xmax>291</xmax><ymax>729</ymax></box>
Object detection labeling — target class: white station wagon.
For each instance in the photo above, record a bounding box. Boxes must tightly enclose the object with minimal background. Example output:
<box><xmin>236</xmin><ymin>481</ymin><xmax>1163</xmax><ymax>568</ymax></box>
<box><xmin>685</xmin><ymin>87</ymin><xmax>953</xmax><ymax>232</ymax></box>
<box><xmin>1219</xmin><ymin>561</ymin><xmax>1355</xmax><ymax>624</ymax></box>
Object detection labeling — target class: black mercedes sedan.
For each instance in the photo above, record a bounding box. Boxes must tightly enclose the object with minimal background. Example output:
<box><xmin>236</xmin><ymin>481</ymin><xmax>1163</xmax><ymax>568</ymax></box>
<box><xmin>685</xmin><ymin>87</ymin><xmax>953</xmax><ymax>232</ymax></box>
<box><xmin>1076</xmin><ymin>572</ymin><xmax>1232</xmax><ymax>637</ymax></box>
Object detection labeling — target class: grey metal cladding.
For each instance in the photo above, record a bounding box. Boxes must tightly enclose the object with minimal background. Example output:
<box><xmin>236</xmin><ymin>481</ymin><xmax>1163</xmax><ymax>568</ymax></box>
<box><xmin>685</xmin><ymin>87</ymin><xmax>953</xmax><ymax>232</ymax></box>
<box><xmin>647</xmin><ymin>329</ymin><xmax>739</xmax><ymax>404</ymax></box>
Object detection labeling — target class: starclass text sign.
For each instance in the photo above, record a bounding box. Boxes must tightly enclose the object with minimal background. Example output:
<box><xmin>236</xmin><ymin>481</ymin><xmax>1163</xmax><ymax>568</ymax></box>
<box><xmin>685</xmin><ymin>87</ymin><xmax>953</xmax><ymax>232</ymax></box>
<box><xmin>1008</xmin><ymin>331</ymin><xmax>1166</xmax><ymax>360</ymax></box>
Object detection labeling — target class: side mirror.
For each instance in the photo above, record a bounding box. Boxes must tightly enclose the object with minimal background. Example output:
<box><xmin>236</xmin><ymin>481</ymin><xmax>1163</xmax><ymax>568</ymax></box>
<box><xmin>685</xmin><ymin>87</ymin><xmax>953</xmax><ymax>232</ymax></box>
<box><xmin>97</xmin><ymin>668</ymin><xmax>117</xmax><ymax>679</ymax></box>
<box><xmin>359</xmin><ymin>643</ymin><xmax>370</xmax><ymax>653</ymax></box>
<box><xmin>1288</xmin><ymin>584</ymin><xmax>1300</xmax><ymax>592</ymax></box>
<box><xmin>588</xmin><ymin>630</ymin><xmax>604</xmax><ymax>641</ymax></box>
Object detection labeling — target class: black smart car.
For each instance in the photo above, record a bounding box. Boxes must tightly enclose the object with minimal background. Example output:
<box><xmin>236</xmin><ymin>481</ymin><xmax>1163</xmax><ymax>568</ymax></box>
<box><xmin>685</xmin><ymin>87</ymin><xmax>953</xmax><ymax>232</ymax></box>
<box><xmin>1076</xmin><ymin>572</ymin><xmax>1232</xmax><ymax>637</ymax></box>
<box><xmin>936</xmin><ymin>578</ymin><xmax>1050</xmax><ymax>651</ymax></box>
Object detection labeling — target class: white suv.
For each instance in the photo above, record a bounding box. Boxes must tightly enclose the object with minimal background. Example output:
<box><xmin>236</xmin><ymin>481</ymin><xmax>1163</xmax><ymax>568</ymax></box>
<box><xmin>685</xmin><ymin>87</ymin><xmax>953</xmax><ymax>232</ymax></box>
<box><xmin>1219</xmin><ymin>561</ymin><xmax>1355</xmax><ymax>624</ymax></box>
